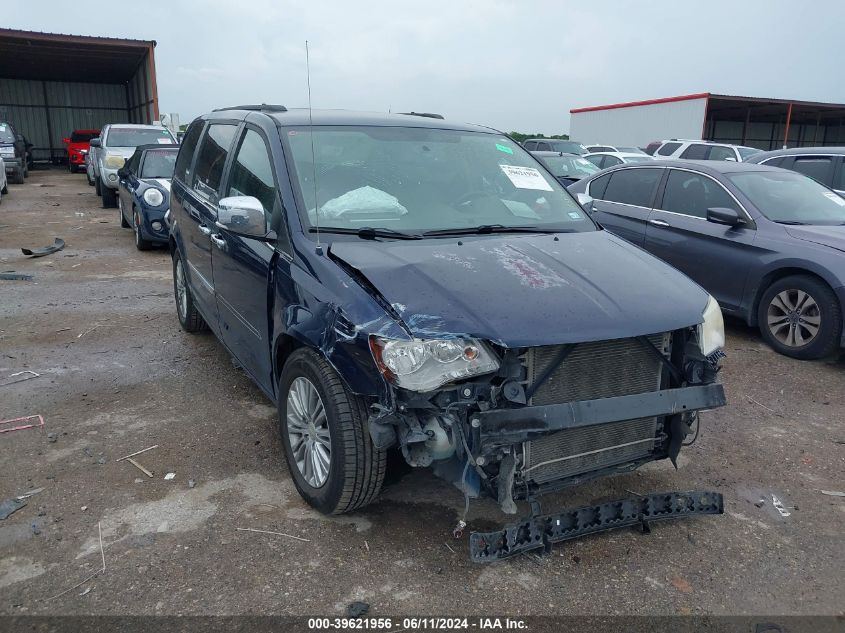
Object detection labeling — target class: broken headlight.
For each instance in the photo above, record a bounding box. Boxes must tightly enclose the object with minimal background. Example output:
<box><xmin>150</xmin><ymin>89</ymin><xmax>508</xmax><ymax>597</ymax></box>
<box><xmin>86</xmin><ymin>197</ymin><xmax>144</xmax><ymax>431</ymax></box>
<box><xmin>697</xmin><ymin>295</ymin><xmax>725</xmax><ymax>356</ymax></box>
<box><xmin>369</xmin><ymin>336</ymin><xmax>499</xmax><ymax>392</ymax></box>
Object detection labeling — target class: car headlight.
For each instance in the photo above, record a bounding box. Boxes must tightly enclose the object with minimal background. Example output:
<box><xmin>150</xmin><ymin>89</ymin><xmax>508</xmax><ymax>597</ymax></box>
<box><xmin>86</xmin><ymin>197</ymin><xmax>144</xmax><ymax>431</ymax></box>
<box><xmin>143</xmin><ymin>188</ymin><xmax>164</xmax><ymax>206</ymax></box>
<box><xmin>697</xmin><ymin>295</ymin><xmax>725</xmax><ymax>356</ymax></box>
<box><xmin>369</xmin><ymin>336</ymin><xmax>499</xmax><ymax>392</ymax></box>
<box><xmin>104</xmin><ymin>153</ymin><xmax>126</xmax><ymax>169</ymax></box>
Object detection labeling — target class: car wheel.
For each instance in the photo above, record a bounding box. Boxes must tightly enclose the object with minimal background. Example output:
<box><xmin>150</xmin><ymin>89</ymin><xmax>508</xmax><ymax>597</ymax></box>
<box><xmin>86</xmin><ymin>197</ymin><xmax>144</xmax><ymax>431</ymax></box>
<box><xmin>278</xmin><ymin>348</ymin><xmax>386</xmax><ymax>515</ymax></box>
<box><xmin>134</xmin><ymin>211</ymin><xmax>152</xmax><ymax>251</ymax></box>
<box><xmin>95</xmin><ymin>177</ymin><xmax>101</xmax><ymax>196</ymax></box>
<box><xmin>101</xmin><ymin>185</ymin><xmax>117</xmax><ymax>208</ymax></box>
<box><xmin>172</xmin><ymin>251</ymin><xmax>207</xmax><ymax>333</ymax></box>
<box><xmin>758</xmin><ymin>275</ymin><xmax>842</xmax><ymax>360</ymax></box>
<box><xmin>12</xmin><ymin>168</ymin><xmax>24</xmax><ymax>185</ymax></box>
<box><xmin>118</xmin><ymin>198</ymin><xmax>130</xmax><ymax>228</ymax></box>
<box><xmin>87</xmin><ymin>170</ymin><xmax>94</xmax><ymax>186</ymax></box>
<box><xmin>1</xmin><ymin>182</ymin><xmax>6</xmax><ymax>194</ymax></box>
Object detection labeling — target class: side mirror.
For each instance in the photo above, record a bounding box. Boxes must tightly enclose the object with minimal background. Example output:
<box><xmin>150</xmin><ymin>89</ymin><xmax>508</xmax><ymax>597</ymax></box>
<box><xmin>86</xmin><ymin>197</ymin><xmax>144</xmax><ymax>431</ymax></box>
<box><xmin>117</xmin><ymin>168</ymin><xmax>128</xmax><ymax>179</ymax></box>
<box><xmin>576</xmin><ymin>193</ymin><xmax>594</xmax><ymax>211</ymax></box>
<box><xmin>707</xmin><ymin>207</ymin><xmax>743</xmax><ymax>226</ymax></box>
<box><xmin>216</xmin><ymin>196</ymin><xmax>272</xmax><ymax>239</ymax></box>
<box><xmin>89</xmin><ymin>138</ymin><xmax>101</xmax><ymax>148</ymax></box>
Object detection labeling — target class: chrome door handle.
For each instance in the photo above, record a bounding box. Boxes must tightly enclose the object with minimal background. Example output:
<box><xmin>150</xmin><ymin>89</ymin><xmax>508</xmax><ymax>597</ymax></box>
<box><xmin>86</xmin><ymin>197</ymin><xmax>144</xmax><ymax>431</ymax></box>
<box><xmin>198</xmin><ymin>224</ymin><xmax>212</xmax><ymax>235</ymax></box>
<box><xmin>210</xmin><ymin>234</ymin><xmax>226</xmax><ymax>249</ymax></box>
<box><xmin>649</xmin><ymin>218</ymin><xmax>670</xmax><ymax>227</ymax></box>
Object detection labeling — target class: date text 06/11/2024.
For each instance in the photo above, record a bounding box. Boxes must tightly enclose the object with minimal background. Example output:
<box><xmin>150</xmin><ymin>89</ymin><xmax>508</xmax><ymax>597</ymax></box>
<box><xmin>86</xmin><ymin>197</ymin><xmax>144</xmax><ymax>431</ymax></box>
<box><xmin>307</xmin><ymin>617</ymin><xmax>529</xmax><ymax>630</ymax></box>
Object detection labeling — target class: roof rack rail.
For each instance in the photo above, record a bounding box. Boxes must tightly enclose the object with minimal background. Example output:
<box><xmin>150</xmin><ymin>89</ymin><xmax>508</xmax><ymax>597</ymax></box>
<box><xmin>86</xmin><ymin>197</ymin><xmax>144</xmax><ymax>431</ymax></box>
<box><xmin>399</xmin><ymin>112</ymin><xmax>444</xmax><ymax>120</ymax></box>
<box><xmin>213</xmin><ymin>104</ymin><xmax>288</xmax><ymax>113</ymax></box>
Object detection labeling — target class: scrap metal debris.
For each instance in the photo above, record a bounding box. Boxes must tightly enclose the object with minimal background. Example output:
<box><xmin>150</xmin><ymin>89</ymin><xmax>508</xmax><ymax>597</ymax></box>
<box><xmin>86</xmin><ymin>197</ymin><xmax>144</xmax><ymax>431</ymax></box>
<box><xmin>16</xmin><ymin>487</ymin><xmax>44</xmax><ymax>501</ymax></box>
<box><xmin>235</xmin><ymin>527</ymin><xmax>310</xmax><ymax>542</ymax></box>
<box><xmin>21</xmin><ymin>238</ymin><xmax>65</xmax><ymax>258</ymax></box>
<box><xmin>771</xmin><ymin>494</ymin><xmax>791</xmax><ymax>517</ymax></box>
<box><xmin>0</xmin><ymin>498</ymin><xmax>27</xmax><ymax>520</ymax></box>
<box><xmin>820</xmin><ymin>490</ymin><xmax>845</xmax><ymax>497</ymax></box>
<box><xmin>0</xmin><ymin>414</ymin><xmax>45</xmax><ymax>434</ymax></box>
<box><xmin>0</xmin><ymin>272</ymin><xmax>33</xmax><ymax>281</ymax></box>
<box><xmin>127</xmin><ymin>458</ymin><xmax>153</xmax><ymax>478</ymax></box>
<box><xmin>0</xmin><ymin>370</ymin><xmax>40</xmax><ymax>387</ymax></box>
<box><xmin>45</xmin><ymin>521</ymin><xmax>106</xmax><ymax>601</ymax></box>
<box><xmin>115</xmin><ymin>445</ymin><xmax>158</xmax><ymax>462</ymax></box>
<box><xmin>164</xmin><ymin>472</ymin><xmax>175</xmax><ymax>480</ymax></box>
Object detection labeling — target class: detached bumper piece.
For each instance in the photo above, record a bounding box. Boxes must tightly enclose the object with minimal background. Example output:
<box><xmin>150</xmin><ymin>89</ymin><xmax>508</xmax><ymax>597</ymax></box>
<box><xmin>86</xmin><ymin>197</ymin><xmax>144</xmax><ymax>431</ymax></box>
<box><xmin>469</xmin><ymin>490</ymin><xmax>723</xmax><ymax>562</ymax></box>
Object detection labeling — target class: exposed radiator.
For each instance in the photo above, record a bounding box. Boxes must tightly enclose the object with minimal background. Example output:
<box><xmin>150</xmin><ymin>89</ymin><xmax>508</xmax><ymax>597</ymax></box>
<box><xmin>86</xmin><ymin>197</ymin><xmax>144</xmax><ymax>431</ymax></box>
<box><xmin>522</xmin><ymin>333</ymin><xmax>669</xmax><ymax>485</ymax></box>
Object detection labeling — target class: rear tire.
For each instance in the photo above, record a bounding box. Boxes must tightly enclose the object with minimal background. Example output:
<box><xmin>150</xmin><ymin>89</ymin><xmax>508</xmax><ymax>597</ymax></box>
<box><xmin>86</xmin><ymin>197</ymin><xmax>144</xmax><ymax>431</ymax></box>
<box><xmin>172</xmin><ymin>250</ymin><xmax>207</xmax><ymax>333</ymax></box>
<box><xmin>758</xmin><ymin>275</ymin><xmax>842</xmax><ymax>360</ymax></box>
<box><xmin>278</xmin><ymin>348</ymin><xmax>386</xmax><ymax>515</ymax></box>
<box><xmin>101</xmin><ymin>185</ymin><xmax>117</xmax><ymax>208</ymax></box>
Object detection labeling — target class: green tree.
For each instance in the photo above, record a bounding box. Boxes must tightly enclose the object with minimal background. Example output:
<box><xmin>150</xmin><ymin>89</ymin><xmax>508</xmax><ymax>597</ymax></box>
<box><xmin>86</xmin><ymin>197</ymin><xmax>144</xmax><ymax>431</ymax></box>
<box><xmin>507</xmin><ymin>131</ymin><xmax>569</xmax><ymax>143</ymax></box>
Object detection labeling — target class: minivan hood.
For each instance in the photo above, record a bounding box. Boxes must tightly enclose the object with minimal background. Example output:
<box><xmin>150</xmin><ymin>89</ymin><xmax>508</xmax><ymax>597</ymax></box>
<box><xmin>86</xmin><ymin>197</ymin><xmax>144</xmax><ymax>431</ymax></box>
<box><xmin>330</xmin><ymin>232</ymin><xmax>709</xmax><ymax>347</ymax></box>
<box><xmin>785</xmin><ymin>225</ymin><xmax>845</xmax><ymax>253</ymax></box>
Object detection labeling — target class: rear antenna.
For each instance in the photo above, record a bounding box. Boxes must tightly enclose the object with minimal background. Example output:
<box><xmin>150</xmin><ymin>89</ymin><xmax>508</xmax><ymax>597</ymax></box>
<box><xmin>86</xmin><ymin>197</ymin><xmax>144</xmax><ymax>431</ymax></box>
<box><xmin>306</xmin><ymin>40</ymin><xmax>322</xmax><ymax>255</ymax></box>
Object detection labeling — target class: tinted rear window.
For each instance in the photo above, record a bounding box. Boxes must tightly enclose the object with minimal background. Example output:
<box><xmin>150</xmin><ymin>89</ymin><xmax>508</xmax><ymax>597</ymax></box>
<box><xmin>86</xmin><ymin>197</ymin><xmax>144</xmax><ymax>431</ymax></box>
<box><xmin>603</xmin><ymin>168</ymin><xmax>662</xmax><ymax>207</ymax></box>
<box><xmin>657</xmin><ymin>142</ymin><xmax>681</xmax><ymax>156</ymax></box>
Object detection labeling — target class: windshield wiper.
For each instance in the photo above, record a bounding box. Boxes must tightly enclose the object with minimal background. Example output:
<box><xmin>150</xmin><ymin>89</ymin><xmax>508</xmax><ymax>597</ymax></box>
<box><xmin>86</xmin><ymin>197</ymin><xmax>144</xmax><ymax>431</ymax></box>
<box><xmin>423</xmin><ymin>224</ymin><xmax>570</xmax><ymax>237</ymax></box>
<box><xmin>308</xmin><ymin>227</ymin><xmax>422</xmax><ymax>240</ymax></box>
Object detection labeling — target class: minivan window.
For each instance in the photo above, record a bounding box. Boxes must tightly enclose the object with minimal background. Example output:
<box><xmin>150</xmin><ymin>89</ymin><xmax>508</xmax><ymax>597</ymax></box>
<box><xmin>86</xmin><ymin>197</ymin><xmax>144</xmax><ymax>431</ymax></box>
<box><xmin>192</xmin><ymin>123</ymin><xmax>238</xmax><ymax>198</ymax></box>
<box><xmin>680</xmin><ymin>144</ymin><xmax>709</xmax><ymax>160</ymax></box>
<box><xmin>602</xmin><ymin>168</ymin><xmax>662</xmax><ymax>207</ymax></box>
<box><xmin>657</xmin><ymin>142</ymin><xmax>681</xmax><ymax>156</ymax></box>
<box><xmin>283</xmin><ymin>126</ymin><xmax>595</xmax><ymax>234</ymax></box>
<box><xmin>791</xmin><ymin>156</ymin><xmax>833</xmax><ymax>185</ymax></box>
<box><xmin>728</xmin><ymin>170</ymin><xmax>845</xmax><ymax>225</ymax></box>
<box><xmin>660</xmin><ymin>170</ymin><xmax>739</xmax><ymax>218</ymax></box>
<box><xmin>174</xmin><ymin>120</ymin><xmax>204</xmax><ymax>183</ymax></box>
<box><xmin>107</xmin><ymin>127</ymin><xmax>174</xmax><ymax>147</ymax></box>
<box><xmin>226</xmin><ymin>129</ymin><xmax>276</xmax><ymax>224</ymax></box>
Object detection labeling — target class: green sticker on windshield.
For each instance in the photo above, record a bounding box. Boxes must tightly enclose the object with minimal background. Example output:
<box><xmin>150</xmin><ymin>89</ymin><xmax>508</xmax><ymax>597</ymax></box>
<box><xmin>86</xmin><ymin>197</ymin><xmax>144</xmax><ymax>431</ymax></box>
<box><xmin>496</xmin><ymin>143</ymin><xmax>513</xmax><ymax>155</ymax></box>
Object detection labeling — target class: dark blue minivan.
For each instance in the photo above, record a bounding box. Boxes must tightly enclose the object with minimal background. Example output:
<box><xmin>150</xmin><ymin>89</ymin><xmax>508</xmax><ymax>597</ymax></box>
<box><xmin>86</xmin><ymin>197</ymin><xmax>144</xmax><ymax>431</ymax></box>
<box><xmin>168</xmin><ymin>106</ymin><xmax>726</xmax><ymax>559</ymax></box>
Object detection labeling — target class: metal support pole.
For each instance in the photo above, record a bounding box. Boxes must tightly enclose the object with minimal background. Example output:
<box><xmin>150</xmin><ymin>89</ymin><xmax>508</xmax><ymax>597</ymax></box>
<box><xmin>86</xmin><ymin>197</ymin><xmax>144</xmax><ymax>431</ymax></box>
<box><xmin>783</xmin><ymin>103</ymin><xmax>793</xmax><ymax>149</ymax></box>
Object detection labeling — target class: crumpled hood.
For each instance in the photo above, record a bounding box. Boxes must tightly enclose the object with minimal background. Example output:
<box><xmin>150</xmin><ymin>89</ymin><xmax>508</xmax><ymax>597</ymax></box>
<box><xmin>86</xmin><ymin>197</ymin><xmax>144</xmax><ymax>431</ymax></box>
<box><xmin>330</xmin><ymin>232</ymin><xmax>709</xmax><ymax>347</ymax></box>
<box><xmin>785</xmin><ymin>225</ymin><xmax>845</xmax><ymax>253</ymax></box>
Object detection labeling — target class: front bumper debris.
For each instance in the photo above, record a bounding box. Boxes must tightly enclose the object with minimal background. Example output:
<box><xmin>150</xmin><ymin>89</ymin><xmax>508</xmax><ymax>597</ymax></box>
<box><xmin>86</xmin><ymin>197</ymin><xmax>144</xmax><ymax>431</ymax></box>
<box><xmin>469</xmin><ymin>490</ymin><xmax>723</xmax><ymax>562</ymax></box>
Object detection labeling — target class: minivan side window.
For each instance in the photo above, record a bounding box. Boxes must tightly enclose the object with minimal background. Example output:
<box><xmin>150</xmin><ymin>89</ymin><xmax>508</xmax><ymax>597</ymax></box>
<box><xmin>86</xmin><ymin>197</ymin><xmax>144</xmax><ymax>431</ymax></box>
<box><xmin>680</xmin><ymin>144</ymin><xmax>709</xmax><ymax>160</ymax></box>
<box><xmin>192</xmin><ymin>123</ymin><xmax>238</xmax><ymax>199</ymax></box>
<box><xmin>657</xmin><ymin>142</ymin><xmax>681</xmax><ymax>156</ymax></box>
<box><xmin>791</xmin><ymin>156</ymin><xmax>833</xmax><ymax>185</ymax></box>
<box><xmin>226</xmin><ymin>129</ymin><xmax>277</xmax><ymax>230</ymax></box>
<box><xmin>602</xmin><ymin>168</ymin><xmax>662</xmax><ymax>207</ymax></box>
<box><xmin>174</xmin><ymin>121</ymin><xmax>204</xmax><ymax>184</ymax></box>
<box><xmin>660</xmin><ymin>170</ymin><xmax>739</xmax><ymax>218</ymax></box>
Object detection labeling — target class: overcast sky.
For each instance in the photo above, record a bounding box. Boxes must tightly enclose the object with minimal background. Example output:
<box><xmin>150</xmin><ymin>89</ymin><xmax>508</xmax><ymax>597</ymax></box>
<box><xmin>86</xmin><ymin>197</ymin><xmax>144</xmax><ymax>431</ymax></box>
<box><xmin>8</xmin><ymin>1</ymin><xmax>845</xmax><ymax>134</ymax></box>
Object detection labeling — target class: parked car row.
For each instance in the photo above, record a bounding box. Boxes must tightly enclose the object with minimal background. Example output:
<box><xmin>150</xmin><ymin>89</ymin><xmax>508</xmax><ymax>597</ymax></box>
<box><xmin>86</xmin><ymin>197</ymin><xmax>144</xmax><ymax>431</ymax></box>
<box><xmin>0</xmin><ymin>120</ymin><xmax>32</xmax><ymax>185</ymax></box>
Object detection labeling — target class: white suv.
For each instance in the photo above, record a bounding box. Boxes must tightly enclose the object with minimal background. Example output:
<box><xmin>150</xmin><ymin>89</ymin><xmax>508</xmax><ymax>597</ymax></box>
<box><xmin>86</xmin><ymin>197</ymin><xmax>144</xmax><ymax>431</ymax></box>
<box><xmin>651</xmin><ymin>139</ymin><xmax>760</xmax><ymax>162</ymax></box>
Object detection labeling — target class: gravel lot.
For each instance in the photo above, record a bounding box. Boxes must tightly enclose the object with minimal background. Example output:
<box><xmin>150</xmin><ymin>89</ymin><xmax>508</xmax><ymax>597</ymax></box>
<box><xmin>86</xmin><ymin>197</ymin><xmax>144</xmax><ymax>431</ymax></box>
<box><xmin>1</xmin><ymin>168</ymin><xmax>843</xmax><ymax>617</ymax></box>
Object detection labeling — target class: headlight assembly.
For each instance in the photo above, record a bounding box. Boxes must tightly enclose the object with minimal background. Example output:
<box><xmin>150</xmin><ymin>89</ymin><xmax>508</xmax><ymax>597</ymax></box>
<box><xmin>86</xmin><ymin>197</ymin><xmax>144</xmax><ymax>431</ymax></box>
<box><xmin>104</xmin><ymin>153</ymin><xmax>126</xmax><ymax>169</ymax></box>
<box><xmin>697</xmin><ymin>295</ymin><xmax>725</xmax><ymax>356</ymax></box>
<box><xmin>369</xmin><ymin>336</ymin><xmax>499</xmax><ymax>392</ymax></box>
<box><xmin>143</xmin><ymin>188</ymin><xmax>164</xmax><ymax>207</ymax></box>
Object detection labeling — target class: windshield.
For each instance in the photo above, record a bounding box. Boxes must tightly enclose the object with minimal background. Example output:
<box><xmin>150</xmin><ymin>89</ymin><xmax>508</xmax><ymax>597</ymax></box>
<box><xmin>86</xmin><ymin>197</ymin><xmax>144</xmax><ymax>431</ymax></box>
<box><xmin>107</xmin><ymin>127</ymin><xmax>174</xmax><ymax>147</ymax></box>
<box><xmin>728</xmin><ymin>171</ymin><xmax>845</xmax><ymax>225</ymax></box>
<box><xmin>283</xmin><ymin>126</ymin><xmax>595</xmax><ymax>235</ymax></box>
<box><xmin>549</xmin><ymin>141</ymin><xmax>587</xmax><ymax>155</ymax></box>
<box><xmin>141</xmin><ymin>150</ymin><xmax>178</xmax><ymax>178</ymax></box>
<box><xmin>539</xmin><ymin>155</ymin><xmax>600</xmax><ymax>178</ymax></box>
<box><xmin>0</xmin><ymin>124</ymin><xmax>14</xmax><ymax>143</ymax></box>
<box><xmin>737</xmin><ymin>146</ymin><xmax>761</xmax><ymax>160</ymax></box>
<box><xmin>71</xmin><ymin>131</ymin><xmax>99</xmax><ymax>143</ymax></box>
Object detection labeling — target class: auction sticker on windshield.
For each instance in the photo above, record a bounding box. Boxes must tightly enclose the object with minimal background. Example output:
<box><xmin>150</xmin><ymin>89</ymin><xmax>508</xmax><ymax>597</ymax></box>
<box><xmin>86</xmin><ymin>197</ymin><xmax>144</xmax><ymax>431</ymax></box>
<box><xmin>499</xmin><ymin>164</ymin><xmax>553</xmax><ymax>191</ymax></box>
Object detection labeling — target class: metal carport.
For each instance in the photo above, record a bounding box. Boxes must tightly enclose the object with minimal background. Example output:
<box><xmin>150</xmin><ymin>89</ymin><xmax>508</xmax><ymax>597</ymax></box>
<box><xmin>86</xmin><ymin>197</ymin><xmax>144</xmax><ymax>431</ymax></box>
<box><xmin>0</xmin><ymin>28</ymin><xmax>159</xmax><ymax>164</ymax></box>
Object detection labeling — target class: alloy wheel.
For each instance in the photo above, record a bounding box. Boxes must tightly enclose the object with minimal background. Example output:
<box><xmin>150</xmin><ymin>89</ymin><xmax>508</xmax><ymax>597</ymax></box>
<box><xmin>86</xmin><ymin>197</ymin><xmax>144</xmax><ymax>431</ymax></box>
<box><xmin>286</xmin><ymin>376</ymin><xmax>331</xmax><ymax>488</ymax></box>
<box><xmin>767</xmin><ymin>289</ymin><xmax>820</xmax><ymax>348</ymax></box>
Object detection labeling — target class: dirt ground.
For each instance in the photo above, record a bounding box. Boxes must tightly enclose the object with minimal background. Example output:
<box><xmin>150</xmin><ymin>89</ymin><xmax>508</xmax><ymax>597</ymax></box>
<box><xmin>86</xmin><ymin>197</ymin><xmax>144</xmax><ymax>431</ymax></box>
<box><xmin>0</xmin><ymin>168</ymin><xmax>843</xmax><ymax>617</ymax></box>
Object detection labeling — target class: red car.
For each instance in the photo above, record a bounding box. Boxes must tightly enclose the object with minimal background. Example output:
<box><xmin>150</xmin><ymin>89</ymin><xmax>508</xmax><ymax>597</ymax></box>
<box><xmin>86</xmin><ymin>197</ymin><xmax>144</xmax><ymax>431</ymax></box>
<box><xmin>63</xmin><ymin>129</ymin><xmax>100</xmax><ymax>173</ymax></box>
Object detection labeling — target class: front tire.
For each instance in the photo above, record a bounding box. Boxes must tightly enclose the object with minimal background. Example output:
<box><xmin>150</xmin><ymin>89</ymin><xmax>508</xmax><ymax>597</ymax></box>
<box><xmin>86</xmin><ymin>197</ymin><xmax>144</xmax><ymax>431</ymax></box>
<box><xmin>95</xmin><ymin>177</ymin><xmax>101</xmax><ymax>196</ymax></box>
<box><xmin>758</xmin><ymin>275</ymin><xmax>842</xmax><ymax>359</ymax></box>
<box><xmin>172</xmin><ymin>250</ymin><xmax>207</xmax><ymax>333</ymax></box>
<box><xmin>118</xmin><ymin>198</ymin><xmax>130</xmax><ymax>227</ymax></box>
<box><xmin>102</xmin><ymin>185</ymin><xmax>117</xmax><ymax>208</ymax></box>
<box><xmin>134</xmin><ymin>211</ymin><xmax>152</xmax><ymax>251</ymax></box>
<box><xmin>12</xmin><ymin>168</ymin><xmax>24</xmax><ymax>185</ymax></box>
<box><xmin>278</xmin><ymin>349</ymin><xmax>386</xmax><ymax>515</ymax></box>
